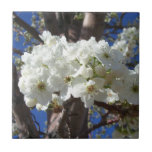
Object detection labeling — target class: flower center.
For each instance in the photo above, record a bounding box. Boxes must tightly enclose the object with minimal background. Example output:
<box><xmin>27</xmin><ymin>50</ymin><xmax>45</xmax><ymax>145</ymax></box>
<box><xmin>126</xmin><ymin>52</ymin><xmax>131</xmax><ymax>57</ymax></box>
<box><xmin>108</xmin><ymin>93</ymin><xmax>113</xmax><ymax>97</ymax></box>
<box><xmin>103</xmin><ymin>53</ymin><xmax>109</xmax><ymax>58</ymax></box>
<box><xmin>120</xmin><ymin>48</ymin><xmax>123</xmax><ymax>52</ymax></box>
<box><xmin>64</xmin><ymin>76</ymin><xmax>71</xmax><ymax>83</ymax></box>
<box><xmin>37</xmin><ymin>81</ymin><xmax>46</xmax><ymax>91</ymax></box>
<box><xmin>86</xmin><ymin>85</ymin><xmax>95</xmax><ymax>93</ymax></box>
<box><xmin>42</xmin><ymin>64</ymin><xmax>48</xmax><ymax>69</ymax></box>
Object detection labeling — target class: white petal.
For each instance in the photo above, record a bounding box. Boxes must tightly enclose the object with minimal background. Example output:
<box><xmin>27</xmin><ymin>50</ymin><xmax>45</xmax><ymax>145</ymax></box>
<box><xmin>71</xmin><ymin>77</ymin><xmax>87</xmax><ymax>98</ymax></box>
<box><xmin>92</xmin><ymin>77</ymin><xmax>105</xmax><ymax>89</ymax></box>
<box><xmin>81</xmin><ymin>95</ymin><xmax>94</xmax><ymax>108</ymax></box>
<box><xmin>60</xmin><ymin>86</ymin><xmax>71</xmax><ymax>101</ymax></box>
<box><xmin>94</xmin><ymin>91</ymin><xmax>107</xmax><ymax>102</ymax></box>
<box><xmin>24</xmin><ymin>96</ymin><xmax>37</xmax><ymax>107</ymax></box>
<box><xmin>36</xmin><ymin>103</ymin><xmax>43</xmax><ymax>111</ymax></box>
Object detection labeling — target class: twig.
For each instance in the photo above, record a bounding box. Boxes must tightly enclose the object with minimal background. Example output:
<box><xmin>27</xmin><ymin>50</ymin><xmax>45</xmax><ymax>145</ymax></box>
<box><xmin>120</xmin><ymin>13</ymin><xmax>126</xmax><ymax>25</ymax></box>
<box><xmin>88</xmin><ymin>118</ymin><xmax>120</xmax><ymax>135</ymax></box>
<box><xmin>13</xmin><ymin>48</ymin><xmax>23</xmax><ymax>56</ymax></box>
<box><xmin>31</xmin><ymin>112</ymin><xmax>46</xmax><ymax>136</ymax></box>
<box><xmin>79</xmin><ymin>112</ymin><xmax>120</xmax><ymax>138</ymax></box>
<box><xmin>31</xmin><ymin>112</ymin><xmax>40</xmax><ymax>132</ymax></box>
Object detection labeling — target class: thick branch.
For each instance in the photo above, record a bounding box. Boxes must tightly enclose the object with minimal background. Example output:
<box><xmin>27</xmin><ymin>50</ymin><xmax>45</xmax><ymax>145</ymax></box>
<box><xmin>43</xmin><ymin>12</ymin><xmax>60</xmax><ymax>35</ymax></box>
<box><xmin>43</xmin><ymin>12</ymin><xmax>82</xmax><ymax>42</ymax></box>
<box><xmin>62</xmin><ymin>98</ymin><xmax>88</xmax><ymax>138</ymax></box>
<box><xmin>67</xmin><ymin>19</ymin><xmax>82</xmax><ymax>42</ymax></box>
<box><xmin>94</xmin><ymin>101</ymin><xmax>139</xmax><ymax>117</ymax></box>
<box><xmin>63</xmin><ymin>13</ymin><xmax>82</xmax><ymax>42</ymax></box>
<box><xmin>80</xmin><ymin>12</ymin><xmax>105</xmax><ymax>41</ymax></box>
<box><xmin>46</xmin><ymin>110</ymin><xmax>63</xmax><ymax>138</ymax></box>
<box><xmin>46</xmin><ymin>98</ymin><xmax>88</xmax><ymax>138</ymax></box>
<box><xmin>13</xmin><ymin>12</ymin><xmax>43</xmax><ymax>43</ymax></box>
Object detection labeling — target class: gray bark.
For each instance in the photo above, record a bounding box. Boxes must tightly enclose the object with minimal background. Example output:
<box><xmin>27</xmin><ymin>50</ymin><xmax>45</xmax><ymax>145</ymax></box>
<box><xmin>80</xmin><ymin>12</ymin><xmax>105</xmax><ymax>41</ymax></box>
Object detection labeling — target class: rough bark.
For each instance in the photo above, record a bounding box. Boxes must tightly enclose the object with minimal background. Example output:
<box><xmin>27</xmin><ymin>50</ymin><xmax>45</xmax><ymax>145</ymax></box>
<box><xmin>80</xmin><ymin>12</ymin><xmax>105</xmax><ymax>41</ymax></box>
<box><xmin>94</xmin><ymin>101</ymin><xmax>139</xmax><ymax>117</ymax></box>
<box><xmin>61</xmin><ymin>98</ymin><xmax>88</xmax><ymax>138</ymax></box>
<box><xmin>62</xmin><ymin>12</ymin><xmax>82</xmax><ymax>42</ymax></box>
<box><xmin>43</xmin><ymin>12</ymin><xmax>60</xmax><ymax>35</ymax></box>
<box><xmin>46</xmin><ymin>98</ymin><xmax>88</xmax><ymax>138</ymax></box>
<box><xmin>43</xmin><ymin>12</ymin><xmax>82</xmax><ymax>42</ymax></box>
<box><xmin>12</xmin><ymin>65</ymin><xmax>39</xmax><ymax>138</ymax></box>
<box><xmin>46</xmin><ymin>110</ymin><xmax>63</xmax><ymax>138</ymax></box>
<box><xmin>67</xmin><ymin>19</ymin><xmax>82</xmax><ymax>42</ymax></box>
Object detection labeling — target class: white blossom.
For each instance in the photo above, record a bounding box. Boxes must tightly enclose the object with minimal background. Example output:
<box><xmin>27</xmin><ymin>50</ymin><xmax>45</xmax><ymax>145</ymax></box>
<box><xmin>135</xmin><ymin>64</ymin><xmax>139</xmax><ymax>74</ymax></box>
<box><xmin>24</xmin><ymin>96</ymin><xmax>37</xmax><ymax>108</ymax></box>
<box><xmin>71</xmin><ymin>77</ymin><xmax>105</xmax><ymax>107</ymax></box>
<box><xmin>18</xmin><ymin>30</ymin><xmax>139</xmax><ymax>110</ymax></box>
<box><xmin>72</xmin><ymin>65</ymin><xmax>93</xmax><ymax>78</ymax></box>
<box><xmin>106</xmin><ymin>88</ymin><xmax>119</xmax><ymax>103</ymax></box>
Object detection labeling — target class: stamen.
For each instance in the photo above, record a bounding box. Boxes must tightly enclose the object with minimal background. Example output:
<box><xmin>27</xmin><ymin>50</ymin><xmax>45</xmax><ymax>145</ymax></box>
<box><xmin>37</xmin><ymin>81</ymin><xmax>46</xmax><ymax>91</ymax></box>
<box><xmin>64</xmin><ymin>76</ymin><xmax>71</xmax><ymax>83</ymax></box>
<box><xmin>86</xmin><ymin>85</ymin><xmax>95</xmax><ymax>93</ymax></box>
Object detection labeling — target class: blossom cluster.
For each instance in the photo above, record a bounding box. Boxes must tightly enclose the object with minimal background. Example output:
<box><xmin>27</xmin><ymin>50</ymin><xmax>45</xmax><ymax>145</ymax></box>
<box><xmin>112</xmin><ymin>27</ymin><xmax>139</xmax><ymax>63</ymax></box>
<box><xmin>18</xmin><ymin>29</ymin><xmax>139</xmax><ymax>111</ymax></box>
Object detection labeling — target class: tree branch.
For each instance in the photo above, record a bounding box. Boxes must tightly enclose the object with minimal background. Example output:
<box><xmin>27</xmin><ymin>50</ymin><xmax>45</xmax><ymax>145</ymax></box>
<box><xmin>63</xmin><ymin>12</ymin><xmax>82</xmax><ymax>42</ymax></box>
<box><xmin>13</xmin><ymin>12</ymin><xmax>43</xmax><ymax>43</ymax></box>
<box><xmin>43</xmin><ymin>12</ymin><xmax>60</xmax><ymax>35</ymax></box>
<box><xmin>79</xmin><ymin>112</ymin><xmax>120</xmax><ymax>138</ymax></box>
<box><xmin>80</xmin><ymin>12</ymin><xmax>105</xmax><ymax>41</ymax></box>
<box><xmin>61</xmin><ymin>98</ymin><xmax>88</xmax><ymax>138</ymax></box>
<box><xmin>120</xmin><ymin>12</ymin><xmax>126</xmax><ymax>25</ymax></box>
<box><xmin>94</xmin><ymin>101</ymin><xmax>139</xmax><ymax>117</ymax></box>
<box><xmin>87</xmin><ymin>117</ymin><xmax>120</xmax><ymax>136</ymax></box>
<box><xmin>46</xmin><ymin>98</ymin><xmax>88</xmax><ymax>138</ymax></box>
